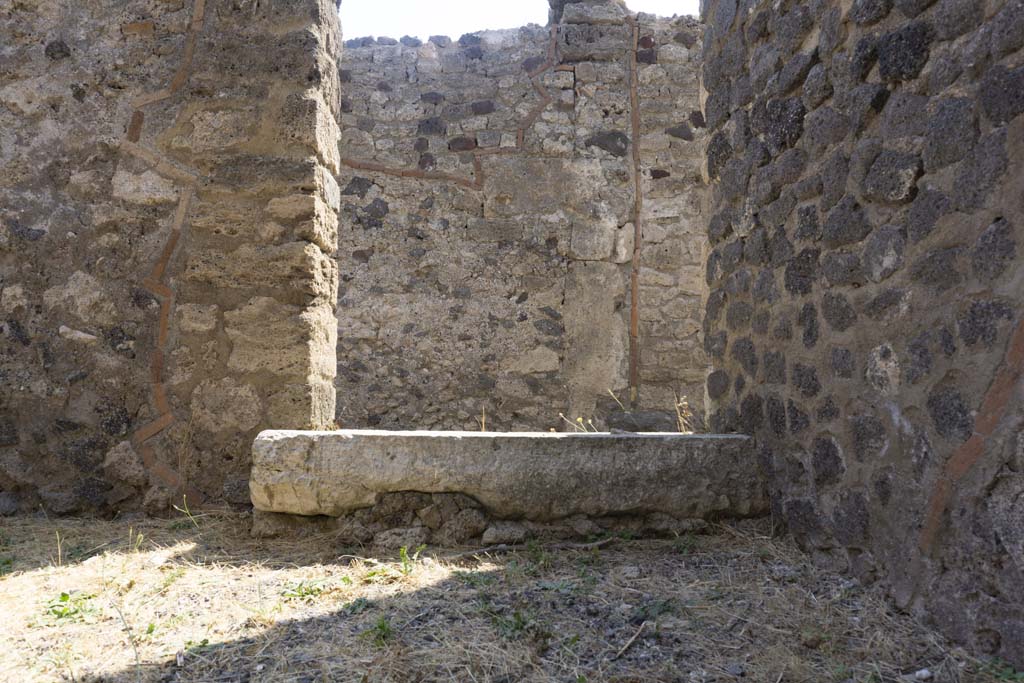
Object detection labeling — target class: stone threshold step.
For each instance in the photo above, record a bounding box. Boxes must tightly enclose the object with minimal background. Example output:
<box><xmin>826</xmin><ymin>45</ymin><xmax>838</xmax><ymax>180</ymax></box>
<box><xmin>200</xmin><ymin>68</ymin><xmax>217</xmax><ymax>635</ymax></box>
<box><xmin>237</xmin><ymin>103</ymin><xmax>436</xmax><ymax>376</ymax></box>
<box><xmin>251</xmin><ymin>430</ymin><xmax>765</xmax><ymax>521</ymax></box>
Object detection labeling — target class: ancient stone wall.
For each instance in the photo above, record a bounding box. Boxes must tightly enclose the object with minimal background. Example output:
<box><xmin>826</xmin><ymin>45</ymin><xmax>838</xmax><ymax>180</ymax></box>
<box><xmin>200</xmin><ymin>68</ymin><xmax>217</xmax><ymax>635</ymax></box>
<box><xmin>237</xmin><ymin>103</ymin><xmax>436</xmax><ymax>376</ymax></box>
<box><xmin>0</xmin><ymin>0</ymin><xmax>341</xmax><ymax>514</ymax></box>
<box><xmin>699</xmin><ymin>0</ymin><xmax>1024</xmax><ymax>664</ymax></box>
<box><xmin>334</xmin><ymin>5</ymin><xmax>708</xmax><ymax>431</ymax></box>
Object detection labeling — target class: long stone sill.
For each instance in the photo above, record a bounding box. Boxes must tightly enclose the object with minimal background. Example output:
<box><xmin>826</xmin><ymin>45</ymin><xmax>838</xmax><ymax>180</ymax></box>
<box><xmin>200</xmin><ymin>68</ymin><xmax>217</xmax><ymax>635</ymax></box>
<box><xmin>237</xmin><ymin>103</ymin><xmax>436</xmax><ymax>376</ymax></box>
<box><xmin>250</xmin><ymin>429</ymin><xmax>765</xmax><ymax>521</ymax></box>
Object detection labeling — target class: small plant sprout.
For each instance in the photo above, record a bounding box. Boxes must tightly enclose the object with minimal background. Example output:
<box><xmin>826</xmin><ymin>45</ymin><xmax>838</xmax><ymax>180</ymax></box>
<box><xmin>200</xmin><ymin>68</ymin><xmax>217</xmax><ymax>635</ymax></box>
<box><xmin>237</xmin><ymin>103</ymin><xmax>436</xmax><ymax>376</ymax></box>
<box><xmin>172</xmin><ymin>495</ymin><xmax>201</xmax><ymax>530</ymax></box>
<box><xmin>399</xmin><ymin>544</ymin><xmax>427</xmax><ymax>576</ymax></box>
<box><xmin>46</xmin><ymin>591</ymin><xmax>96</xmax><ymax>621</ymax></box>
<box><xmin>128</xmin><ymin>527</ymin><xmax>145</xmax><ymax>553</ymax></box>
<box><xmin>281</xmin><ymin>579</ymin><xmax>327</xmax><ymax>602</ymax></box>
<box><xmin>345</xmin><ymin>597</ymin><xmax>371</xmax><ymax>615</ymax></box>
<box><xmin>362</xmin><ymin>615</ymin><xmax>394</xmax><ymax>647</ymax></box>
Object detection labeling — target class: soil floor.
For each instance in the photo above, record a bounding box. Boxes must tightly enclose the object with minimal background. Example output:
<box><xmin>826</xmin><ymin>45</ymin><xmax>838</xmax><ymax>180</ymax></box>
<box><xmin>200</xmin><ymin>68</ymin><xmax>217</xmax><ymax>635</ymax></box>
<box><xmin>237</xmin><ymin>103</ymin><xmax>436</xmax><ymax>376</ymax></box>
<box><xmin>0</xmin><ymin>512</ymin><xmax>1017</xmax><ymax>682</ymax></box>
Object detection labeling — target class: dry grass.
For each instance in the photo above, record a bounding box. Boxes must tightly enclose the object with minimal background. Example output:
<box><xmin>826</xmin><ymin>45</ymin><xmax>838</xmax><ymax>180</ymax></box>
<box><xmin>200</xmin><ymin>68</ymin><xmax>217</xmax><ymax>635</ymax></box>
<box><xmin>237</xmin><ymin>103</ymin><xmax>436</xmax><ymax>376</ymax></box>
<box><xmin>0</xmin><ymin>512</ymin><xmax>1013</xmax><ymax>683</ymax></box>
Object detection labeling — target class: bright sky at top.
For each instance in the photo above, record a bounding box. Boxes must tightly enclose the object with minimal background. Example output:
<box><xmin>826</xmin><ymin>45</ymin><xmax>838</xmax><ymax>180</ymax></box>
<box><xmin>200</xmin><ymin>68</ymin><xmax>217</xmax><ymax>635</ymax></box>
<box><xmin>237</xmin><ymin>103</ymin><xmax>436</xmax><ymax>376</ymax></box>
<box><xmin>341</xmin><ymin>1</ymin><xmax>701</xmax><ymax>41</ymax></box>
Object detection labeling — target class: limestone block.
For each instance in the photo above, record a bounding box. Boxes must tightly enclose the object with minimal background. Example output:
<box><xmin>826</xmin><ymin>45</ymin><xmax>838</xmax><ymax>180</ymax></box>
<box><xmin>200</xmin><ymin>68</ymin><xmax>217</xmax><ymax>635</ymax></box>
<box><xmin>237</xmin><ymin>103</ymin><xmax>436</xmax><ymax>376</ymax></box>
<box><xmin>112</xmin><ymin>168</ymin><xmax>178</xmax><ymax>205</ymax></box>
<box><xmin>178</xmin><ymin>304</ymin><xmax>219</xmax><ymax>335</ymax></box>
<box><xmin>0</xmin><ymin>285</ymin><xmax>27</xmax><ymax>313</ymax></box>
<box><xmin>183</xmin><ymin>242</ymin><xmax>337</xmax><ymax>307</ymax></box>
<box><xmin>482</xmin><ymin>521</ymin><xmax>529</xmax><ymax>545</ymax></box>
<box><xmin>561</xmin><ymin>2</ymin><xmax>629</xmax><ymax>25</ymax></box>
<box><xmin>559</xmin><ymin>24</ymin><xmax>631</xmax><ymax>62</ymax></box>
<box><xmin>250</xmin><ymin>430</ymin><xmax>765</xmax><ymax>520</ymax></box>
<box><xmin>611</xmin><ymin>223</ymin><xmax>635</xmax><ymax>263</ymax></box>
<box><xmin>570</xmin><ymin>215</ymin><xmax>618</xmax><ymax>260</ymax></box>
<box><xmin>225</xmin><ymin>297</ymin><xmax>336</xmax><ymax>382</ymax></box>
<box><xmin>265</xmin><ymin>380</ymin><xmax>337</xmax><ymax>430</ymax></box>
<box><xmin>0</xmin><ymin>77</ymin><xmax>64</xmax><ymax>116</ymax></box>
<box><xmin>191</xmin><ymin>377</ymin><xmax>263</xmax><ymax>435</ymax></box>
<box><xmin>276</xmin><ymin>90</ymin><xmax>341</xmax><ymax>174</ymax></box>
<box><xmin>564</xmin><ymin>261</ymin><xmax>629</xmax><ymax>417</ymax></box>
<box><xmin>484</xmin><ymin>157</ymin><xmax>574</xmax><ymax>217</ymax></box>
<box><xmin>503</xmin><ymin>347</ymin><xmax>561</xmax><ymax>374</ymax></box>
<box><xmin>315</xmin><ymin>164</ymin><xmax>341</xmax><ymax>213</ymax></box>
<box><xmin>67</xmin><ymin>170</ymin><xmax>109</xmax><ymax>200</ymax></box>
<box><xmin>178</xmin><ymin>108</ymin><xmax>258</xmax><ymax>152</ymax></box>
<box><xmin>102</xmin><ymin>442</ymin><xmax>148</xmax><ymax>488</ymax></box>
<box><xmin>266</xmin><ymin>194</ymin><xmax>339</xmax><ymax>253</ymax></box>
<box><xmin>43</xmin><ymin>271</ymin><xmax>118</xmax><ymax>326</ymax></box>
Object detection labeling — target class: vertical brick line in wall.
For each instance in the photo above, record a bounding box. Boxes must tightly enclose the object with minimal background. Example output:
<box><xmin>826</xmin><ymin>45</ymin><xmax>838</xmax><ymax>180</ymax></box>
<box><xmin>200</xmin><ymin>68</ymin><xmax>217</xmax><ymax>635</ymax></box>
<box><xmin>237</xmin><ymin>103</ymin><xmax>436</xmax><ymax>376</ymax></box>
<box><xmin>121</xmin><ymin>0</ymin><xmax>207</xmax><ymax>505</ymax></box>
<box><xmin>920</xmin><ymin>315</ymin><xmax>1024</xmax><ymax>553</ymax></box>
<box><xmin>627</xmin><ymin>15</ymin><xmax>643</xmax><ymax>407</ymax></box>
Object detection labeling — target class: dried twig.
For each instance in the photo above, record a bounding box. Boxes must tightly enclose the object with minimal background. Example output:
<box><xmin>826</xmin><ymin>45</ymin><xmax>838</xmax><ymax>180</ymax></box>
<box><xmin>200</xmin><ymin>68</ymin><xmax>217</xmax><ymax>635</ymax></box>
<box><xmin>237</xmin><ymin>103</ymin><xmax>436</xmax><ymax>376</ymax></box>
<box><xmin>611</xmin><ymin>620</ymin><xmax>647</xmax><ymax>661</ymax></box>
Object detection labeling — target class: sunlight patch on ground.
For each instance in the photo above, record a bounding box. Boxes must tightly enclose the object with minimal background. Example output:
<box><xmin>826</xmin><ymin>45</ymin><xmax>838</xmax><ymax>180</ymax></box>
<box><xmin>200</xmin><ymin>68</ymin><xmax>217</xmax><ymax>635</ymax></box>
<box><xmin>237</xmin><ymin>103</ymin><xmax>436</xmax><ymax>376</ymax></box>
<box><xmin>0</xmin><ymin>513</ymin><xmax>1004</xmax><ymax>682</ymax></box>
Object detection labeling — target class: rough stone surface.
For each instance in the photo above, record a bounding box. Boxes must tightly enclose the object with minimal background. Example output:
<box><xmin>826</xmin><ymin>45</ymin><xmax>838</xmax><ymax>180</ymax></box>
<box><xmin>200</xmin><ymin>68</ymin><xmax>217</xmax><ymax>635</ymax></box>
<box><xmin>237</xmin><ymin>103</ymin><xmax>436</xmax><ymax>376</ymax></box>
<box><xmin>702</xmin><ymin>0</ymin><xmax>1024</xmax><ymax>665</ymax></box>
<box><xmin>0</xmin><ymin>0</ymin><xmax>341</xmax><ymax>514</ymax></box>
<box><xmin>251</xmin><ymin>430</ymin><xmax>766</xmax><ymax>521</ymax></box>
<box><xmin>336</xmin><ymin>10</ymin><xmax>709</xmax><ymax>429</ymax></box>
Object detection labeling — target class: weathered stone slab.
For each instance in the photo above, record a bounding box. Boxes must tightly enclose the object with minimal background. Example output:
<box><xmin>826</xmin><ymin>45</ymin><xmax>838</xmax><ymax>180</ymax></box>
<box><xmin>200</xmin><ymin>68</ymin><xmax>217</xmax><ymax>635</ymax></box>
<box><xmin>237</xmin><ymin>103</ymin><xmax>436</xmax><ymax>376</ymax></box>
<box><xmin>250</xmin><ymin>430</ymin><xmax>765</xmax><ymax>520</ymax></box>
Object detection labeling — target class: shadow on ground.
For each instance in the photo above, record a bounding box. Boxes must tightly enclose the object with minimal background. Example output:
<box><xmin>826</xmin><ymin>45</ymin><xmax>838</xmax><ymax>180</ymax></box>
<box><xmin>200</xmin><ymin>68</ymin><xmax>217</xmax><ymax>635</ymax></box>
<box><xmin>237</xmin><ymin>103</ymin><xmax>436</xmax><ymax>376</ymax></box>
<box><xmin>0</xmin><ymin>512</ymin><xmax>1009</xmax><ymax>683</ymax></box>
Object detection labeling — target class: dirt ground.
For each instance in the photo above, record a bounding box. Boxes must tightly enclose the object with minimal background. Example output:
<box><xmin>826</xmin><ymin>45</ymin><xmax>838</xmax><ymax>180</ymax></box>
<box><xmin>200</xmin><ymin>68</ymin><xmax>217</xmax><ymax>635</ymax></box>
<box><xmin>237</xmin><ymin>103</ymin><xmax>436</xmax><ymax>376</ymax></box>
<box><xmin>0</xmin><ymin>511</ymin><xmax>1017</xmax><ymax>683</ymax></box>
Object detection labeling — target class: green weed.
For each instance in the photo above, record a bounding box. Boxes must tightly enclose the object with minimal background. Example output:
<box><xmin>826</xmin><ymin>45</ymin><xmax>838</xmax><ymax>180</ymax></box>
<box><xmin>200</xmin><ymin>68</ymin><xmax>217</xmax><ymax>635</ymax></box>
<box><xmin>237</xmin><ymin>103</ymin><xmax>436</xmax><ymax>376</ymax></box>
<box><xmin>454</xmin><ymin>570</ymin><xmax>497</xmax><ymax>588</ymax></box>
<box><xmin>985</xmin><ymin>660</ymin><xmax>1024</xmax><ymax>681</ymax></box>
<box><xmin>493</xmin><ymin>609</ymin><xmax>529</xmax><ymax>638</ymax></box>
<box><xmin>46</xmin><ymin>591</ymin><xmax>96</xmax><ymax>621</ymax></box>
<box><xmin>525</xmin><ymin>540</ymin><xmax>551</xmax><ymax>573</ymax></box>
<box><xmin>362</xmin><ymin>615</ymin><xmax>393</xmax><ymax>647</ymax></box>
<box><xmin>345</xmin><ymin>597</ymin><xmax>372</xmax><ymax>615</ymax></box>
<box><xmin>673</xmin><ymin>533</ymin><xmax>696</xmax><ymax>555</ymax></box>
<box><xmin>399</xmin><ymin>544</ymin><xmax>426</xmax><ymax>576</ymax></box>
<box><xmin>281</xmin><ymin>579</ymin><xmax>327</xmax><ymax>602</ymax></box>
<box><xmin>154</xmin><ymin>566</ymin><xmax>186</xmax><ymax>595</ymax></box>
<box><xmin>184</xmin><ymin>638</ymin><xmax>212</xmax><ymax>654</ymax></box>
<box><xmin>634</xmin><ymin>598</ymin><xmax>675</xmax><ymax>622</ymax></box>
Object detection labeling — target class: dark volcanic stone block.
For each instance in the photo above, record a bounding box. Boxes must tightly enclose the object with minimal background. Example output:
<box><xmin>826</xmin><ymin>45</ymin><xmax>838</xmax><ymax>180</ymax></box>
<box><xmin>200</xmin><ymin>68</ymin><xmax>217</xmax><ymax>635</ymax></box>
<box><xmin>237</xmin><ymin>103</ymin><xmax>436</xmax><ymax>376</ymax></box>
<box><xmin>822</xmin><ymin>292</ymin><xmax>857</xmax><ymax>331</ymax></box>
<box><xmin>877</xmin><ymin>22</ymin><xmax>932</xmax><ymax>82</ymax></box>
<box><xmin>862</xmin><ymin>149</ymin><xmax>921</xmax><ymax>203</ymax></box>
<box><xmin>812</xmin><ymin>436</ymin><xmax>845</xmax><ymax>486</ymax></box>
<box><xmin>417</xmin><ymin>117</ymin><xmax>447</xmax><ymax>136</ymax></box>
<box><xmin>823</xmin><ymin>196</ymin><xmax>870</xmax><ymax>247</ymax></box>
<box><xmin>926</xmin><ymin>386</ymin><xmax>973</xmax><ymax>441</ymax></box>
<box><xmin>923</xmin><ymin>98</ymin><xmax>978</xmax><ymax>171</ymax></box>
<box><xmin>972</xmin><ymin>218</ymin><xmax>1016</xmax><ymax>282</ymax></box>
<box><xmin>979</xmin><ymin>65</ymin><xmax>1024</xmax><ymax>125</ymax></box>
<box><xmin>785</xmin><ymin>248</ymin><xmax>820</xmax><ymax>296</ymax></box>
<box><xmin>851</xmin><ymin>0</ymin><xmax>893</xmax><ymax>25</ymax></box>
<box><xmin>584</xmin><ymin>131</ymin><xmax>630</xmax><ymax>157</ymax></box>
